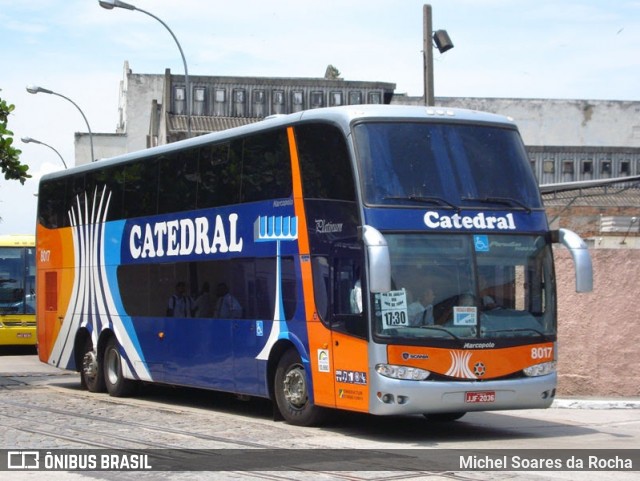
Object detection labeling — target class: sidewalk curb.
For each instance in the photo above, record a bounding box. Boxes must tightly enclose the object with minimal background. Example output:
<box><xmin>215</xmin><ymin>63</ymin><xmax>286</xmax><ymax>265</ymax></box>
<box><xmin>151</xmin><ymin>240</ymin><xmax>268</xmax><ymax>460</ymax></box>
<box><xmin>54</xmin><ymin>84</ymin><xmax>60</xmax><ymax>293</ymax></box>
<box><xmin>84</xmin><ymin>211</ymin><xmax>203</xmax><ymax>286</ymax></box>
<box><xmin>553</xmin><ymin>398</ymin><xmax>640</xmax><ymax>409</ymax></box>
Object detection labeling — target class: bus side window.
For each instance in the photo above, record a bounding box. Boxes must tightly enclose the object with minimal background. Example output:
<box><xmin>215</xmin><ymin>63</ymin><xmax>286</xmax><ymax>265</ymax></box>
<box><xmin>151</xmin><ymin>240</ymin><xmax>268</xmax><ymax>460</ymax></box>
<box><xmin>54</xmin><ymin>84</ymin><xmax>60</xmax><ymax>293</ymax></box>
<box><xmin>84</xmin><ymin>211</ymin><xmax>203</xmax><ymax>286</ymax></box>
<box><xmin>332</xmin><ymin>253</ymin><xmax>367</xmax><ymax>339</ymax></box>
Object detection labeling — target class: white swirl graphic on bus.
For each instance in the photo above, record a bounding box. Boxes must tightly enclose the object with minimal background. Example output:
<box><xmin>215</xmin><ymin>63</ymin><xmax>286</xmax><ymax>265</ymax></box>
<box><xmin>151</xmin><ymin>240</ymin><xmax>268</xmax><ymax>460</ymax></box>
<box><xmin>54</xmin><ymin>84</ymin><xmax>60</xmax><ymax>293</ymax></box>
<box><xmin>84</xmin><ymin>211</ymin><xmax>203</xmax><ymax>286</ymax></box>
<box><xmin>49</xmin><ymin>186</ymin><xmax>151</xmax><ymax>382</ymax></box>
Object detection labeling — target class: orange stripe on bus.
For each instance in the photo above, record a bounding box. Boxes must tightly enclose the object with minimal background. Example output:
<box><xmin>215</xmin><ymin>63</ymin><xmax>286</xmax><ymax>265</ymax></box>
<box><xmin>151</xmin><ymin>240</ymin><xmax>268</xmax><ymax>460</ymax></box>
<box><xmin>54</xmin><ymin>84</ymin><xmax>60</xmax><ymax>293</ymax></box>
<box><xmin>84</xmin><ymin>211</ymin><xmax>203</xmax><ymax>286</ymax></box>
<box><xmin>287</xmin><ymin>126</ymin><xmax>335</xmax><ymax>408</ymax></box>
<box><xmin>387</xmin><ymin>342</ymin><xmax>555</xmax><ymax>379</ymax></box>
<box><xmin>287</xmin><ymin>126</ymin><xmax>314</xmax><ymax>317</ymax></box>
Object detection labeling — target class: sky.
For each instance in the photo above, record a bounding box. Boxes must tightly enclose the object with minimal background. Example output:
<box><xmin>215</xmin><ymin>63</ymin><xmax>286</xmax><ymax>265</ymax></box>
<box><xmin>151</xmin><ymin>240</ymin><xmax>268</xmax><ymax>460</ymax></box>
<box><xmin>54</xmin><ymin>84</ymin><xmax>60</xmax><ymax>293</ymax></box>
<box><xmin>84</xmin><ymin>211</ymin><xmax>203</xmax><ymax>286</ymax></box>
<box><xmin>1</xmin><ymin>0</ymin><xmax>639</xmax><ymax>234</ymax></box>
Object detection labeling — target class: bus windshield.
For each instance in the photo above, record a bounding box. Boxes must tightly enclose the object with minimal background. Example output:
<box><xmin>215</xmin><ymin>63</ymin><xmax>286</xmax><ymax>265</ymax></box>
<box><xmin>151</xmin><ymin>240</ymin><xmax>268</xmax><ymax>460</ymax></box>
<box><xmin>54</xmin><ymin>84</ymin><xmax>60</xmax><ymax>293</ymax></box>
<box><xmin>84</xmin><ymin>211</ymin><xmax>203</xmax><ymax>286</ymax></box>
<box><xmin>354</xmin><ymin>121</ymin><xmax>542</xmax><ymax>209</ymax></box>
<box><xmin>0</xmin><ymin>246</ymin><xmax>36</xmax><ymax>315</ymax></box>
<box><xmin>373</xmin><ymin>234</ymin><xmax>556</xmax><ymax>342</ymax></box>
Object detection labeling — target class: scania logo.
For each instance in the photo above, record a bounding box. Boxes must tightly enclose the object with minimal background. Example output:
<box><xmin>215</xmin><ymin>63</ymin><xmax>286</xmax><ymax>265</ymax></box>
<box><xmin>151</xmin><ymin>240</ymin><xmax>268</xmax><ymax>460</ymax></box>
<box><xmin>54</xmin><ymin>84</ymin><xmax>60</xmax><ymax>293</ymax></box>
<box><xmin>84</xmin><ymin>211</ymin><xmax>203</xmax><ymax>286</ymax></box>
<box><xmin>474</xmin><ymin>362</ymin><xmax>486</xmax><ymax>377</ymax></box>
<box><xmin>402</xmin><ymin>352</ymin><xmax>429</xmax><ymax>360</ymax></box>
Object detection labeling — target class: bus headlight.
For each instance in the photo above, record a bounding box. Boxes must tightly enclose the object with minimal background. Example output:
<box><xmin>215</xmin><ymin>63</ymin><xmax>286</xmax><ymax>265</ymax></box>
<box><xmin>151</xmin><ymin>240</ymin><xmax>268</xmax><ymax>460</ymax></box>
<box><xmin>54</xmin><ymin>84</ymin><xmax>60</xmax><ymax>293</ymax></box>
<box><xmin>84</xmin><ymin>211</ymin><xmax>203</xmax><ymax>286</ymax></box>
<box><xmin>375</xmin><ymin>364</ymin><xmax>431</xmax><ymax>381</ymax></box>
<box><xmin>523</xmin><ymin>361</ymin><xmax>556</xmax><ymax>377</ymax></box>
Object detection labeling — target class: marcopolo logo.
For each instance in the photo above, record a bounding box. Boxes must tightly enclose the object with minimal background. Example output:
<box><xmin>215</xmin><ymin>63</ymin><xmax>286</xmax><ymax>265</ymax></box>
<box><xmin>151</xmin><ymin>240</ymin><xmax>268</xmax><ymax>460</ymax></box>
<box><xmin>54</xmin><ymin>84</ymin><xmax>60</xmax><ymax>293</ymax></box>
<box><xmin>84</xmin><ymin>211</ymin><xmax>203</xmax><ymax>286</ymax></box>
<box><xmin>424</xmin><ymin>211</ymin><xmax>516</xmax><ymax>231</ymax></box>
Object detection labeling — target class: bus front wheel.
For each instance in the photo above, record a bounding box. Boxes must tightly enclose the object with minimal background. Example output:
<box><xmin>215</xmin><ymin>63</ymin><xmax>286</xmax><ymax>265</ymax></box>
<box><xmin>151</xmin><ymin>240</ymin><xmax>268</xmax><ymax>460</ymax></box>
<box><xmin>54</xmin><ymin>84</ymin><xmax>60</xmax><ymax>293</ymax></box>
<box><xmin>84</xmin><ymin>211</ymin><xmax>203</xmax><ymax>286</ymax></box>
<box><xmin>274</xmin><ymin>349</ymin><xmax>325</xmax><ymax>426</ymax></box>
<box><xmin>80</xmin><ymin>337</ymin><xmax>105</xmax><ymax>393</ymax></box>
<box><xmin>103</xmin><ymin>337</ymin><xmax>137</xmax><ymax>397</ymax></box>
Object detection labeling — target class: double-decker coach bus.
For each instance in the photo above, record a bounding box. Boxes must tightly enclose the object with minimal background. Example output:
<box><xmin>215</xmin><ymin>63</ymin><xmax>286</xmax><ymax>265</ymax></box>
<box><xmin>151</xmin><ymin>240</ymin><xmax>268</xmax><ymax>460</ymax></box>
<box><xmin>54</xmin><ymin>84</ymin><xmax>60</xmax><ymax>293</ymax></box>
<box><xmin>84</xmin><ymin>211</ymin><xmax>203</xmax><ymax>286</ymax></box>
<box><xmin>36</xmin><ymin>105</ymin><xmax>592</xmax><ymax>425</ymax></box>
<box><xmin>0</xmin><ymin>234</ymin><xmax>36</xmax><ymax>345</ymax></box>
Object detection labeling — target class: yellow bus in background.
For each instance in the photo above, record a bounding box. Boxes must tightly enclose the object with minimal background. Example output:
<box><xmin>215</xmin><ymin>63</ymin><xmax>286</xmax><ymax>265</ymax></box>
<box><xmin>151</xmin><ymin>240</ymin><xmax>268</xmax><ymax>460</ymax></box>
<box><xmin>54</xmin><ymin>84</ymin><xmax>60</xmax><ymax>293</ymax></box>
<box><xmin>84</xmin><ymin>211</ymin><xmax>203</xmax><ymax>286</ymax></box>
<box><xmin>0</xmin><ymin>234</ymin><xmax>36</xmax><ymax>345</ymax></box>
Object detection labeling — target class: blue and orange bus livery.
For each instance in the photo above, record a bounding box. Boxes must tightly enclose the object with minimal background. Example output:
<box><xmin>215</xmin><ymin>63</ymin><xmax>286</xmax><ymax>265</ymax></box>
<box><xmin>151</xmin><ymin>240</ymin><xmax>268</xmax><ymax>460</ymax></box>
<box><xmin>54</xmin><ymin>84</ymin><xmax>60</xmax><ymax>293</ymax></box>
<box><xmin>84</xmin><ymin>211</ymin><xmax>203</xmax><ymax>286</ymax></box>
<box><xmin>36</xmin><ymin>105</ymin><xmax>592</xmax><ymax>425</ymax></box>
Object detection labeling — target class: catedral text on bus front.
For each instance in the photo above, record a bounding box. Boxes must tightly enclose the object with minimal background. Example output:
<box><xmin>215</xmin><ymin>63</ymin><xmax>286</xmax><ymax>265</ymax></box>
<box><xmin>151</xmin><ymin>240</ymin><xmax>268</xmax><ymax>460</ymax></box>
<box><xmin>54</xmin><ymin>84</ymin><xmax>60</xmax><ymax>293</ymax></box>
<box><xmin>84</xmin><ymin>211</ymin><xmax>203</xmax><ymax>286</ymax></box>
<box><xmin>36</xmin><ymin>105</ymin><xmax>592</xmax><ymax>425</ymax></box>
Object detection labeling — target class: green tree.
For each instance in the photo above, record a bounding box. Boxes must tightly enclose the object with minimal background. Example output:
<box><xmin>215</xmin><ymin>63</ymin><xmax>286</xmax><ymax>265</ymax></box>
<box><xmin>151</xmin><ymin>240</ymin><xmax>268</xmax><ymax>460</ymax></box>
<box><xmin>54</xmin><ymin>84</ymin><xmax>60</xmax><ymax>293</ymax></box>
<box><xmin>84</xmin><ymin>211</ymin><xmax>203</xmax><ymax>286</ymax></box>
<box><xmin>0</xmin><ymin>92</ymin><xmax>30</xmax><ymax>184</ymax></box>
<box><xmin>324</xmin><ymin>64</ymin><xmax>341</xmax><ymax>80</ymax></box>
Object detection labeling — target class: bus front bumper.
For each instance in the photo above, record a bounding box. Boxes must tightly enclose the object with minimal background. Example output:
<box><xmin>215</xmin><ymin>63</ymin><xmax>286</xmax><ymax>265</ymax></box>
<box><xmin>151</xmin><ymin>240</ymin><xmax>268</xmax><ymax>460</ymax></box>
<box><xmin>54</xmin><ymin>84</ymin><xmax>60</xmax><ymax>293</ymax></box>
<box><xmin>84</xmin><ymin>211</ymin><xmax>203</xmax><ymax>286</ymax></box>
<box><xmin>0</xmin><ymin>325</ymin><xmax>37</xmax><ymax>346</ymax></box>
<box><xmin>368</xmin><ymin>372</ymin><xmax>557</xmax><ymax>416</ymax></box>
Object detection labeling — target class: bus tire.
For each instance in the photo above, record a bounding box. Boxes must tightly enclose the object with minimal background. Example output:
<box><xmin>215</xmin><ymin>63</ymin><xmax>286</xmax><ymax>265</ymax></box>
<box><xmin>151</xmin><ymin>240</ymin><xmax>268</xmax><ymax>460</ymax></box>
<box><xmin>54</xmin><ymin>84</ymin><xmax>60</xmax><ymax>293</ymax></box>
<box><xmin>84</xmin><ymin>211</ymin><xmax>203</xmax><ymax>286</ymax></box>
<box><xmin>103</xmin><ymin>337</ymin><xmax>137</xmax><ymax>397</ymax></box>
<box><xmin>424</xmin><ymin>412</ymin><xmax>466</xmax><ymax>422</ymax></box>
<box><xmin>274</xmin><ymin>349</ymin><xmax>325</xmax><ymax>426</ymax></box>
<box><xmin>80</xmin><ymin>336</ymin><xmax>105</xmax><ymax>393</ymax></box>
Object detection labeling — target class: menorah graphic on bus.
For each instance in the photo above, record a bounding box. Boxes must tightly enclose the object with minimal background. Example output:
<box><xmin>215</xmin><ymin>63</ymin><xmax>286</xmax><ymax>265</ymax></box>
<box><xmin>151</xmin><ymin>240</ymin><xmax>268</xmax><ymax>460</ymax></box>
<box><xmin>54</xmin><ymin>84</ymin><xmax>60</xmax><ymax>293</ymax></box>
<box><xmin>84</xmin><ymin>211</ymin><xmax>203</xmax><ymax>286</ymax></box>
<box><xmin>254</xmin><ymin>215</ymin><xmax>298</xmax><ymax>361</ymax></box>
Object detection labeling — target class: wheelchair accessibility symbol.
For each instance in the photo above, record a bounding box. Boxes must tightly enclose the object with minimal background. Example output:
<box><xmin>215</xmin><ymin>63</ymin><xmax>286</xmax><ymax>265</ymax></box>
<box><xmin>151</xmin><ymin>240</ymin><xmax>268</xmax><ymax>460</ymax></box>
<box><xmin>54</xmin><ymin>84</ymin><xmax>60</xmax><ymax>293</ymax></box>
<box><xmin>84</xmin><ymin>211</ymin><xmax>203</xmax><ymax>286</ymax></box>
<box><xmin>474</xmin><ymin>235</ymin><xmax>490</xmax><ymax>252</ymax></box>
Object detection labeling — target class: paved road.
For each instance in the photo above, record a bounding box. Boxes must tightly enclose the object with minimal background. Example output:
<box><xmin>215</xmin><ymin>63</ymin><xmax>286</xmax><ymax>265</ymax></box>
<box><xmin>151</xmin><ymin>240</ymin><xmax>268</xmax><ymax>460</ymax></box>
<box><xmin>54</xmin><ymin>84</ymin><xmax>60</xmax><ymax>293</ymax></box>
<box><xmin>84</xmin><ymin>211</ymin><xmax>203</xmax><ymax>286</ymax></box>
<box><xmin>1</xmin><ymin>348</ymin><xmax>638</xmax><ymax>480</ymax></box>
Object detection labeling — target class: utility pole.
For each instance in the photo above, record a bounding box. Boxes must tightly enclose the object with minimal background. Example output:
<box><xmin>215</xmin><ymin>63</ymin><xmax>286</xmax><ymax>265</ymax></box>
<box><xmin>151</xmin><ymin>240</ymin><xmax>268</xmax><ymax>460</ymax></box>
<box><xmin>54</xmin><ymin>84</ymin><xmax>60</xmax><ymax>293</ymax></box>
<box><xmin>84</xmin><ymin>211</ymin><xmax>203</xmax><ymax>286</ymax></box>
<box><xmin>423</xmin><ymin>4</ymin><xmax>434</xmax><ymax>106</ymax></box>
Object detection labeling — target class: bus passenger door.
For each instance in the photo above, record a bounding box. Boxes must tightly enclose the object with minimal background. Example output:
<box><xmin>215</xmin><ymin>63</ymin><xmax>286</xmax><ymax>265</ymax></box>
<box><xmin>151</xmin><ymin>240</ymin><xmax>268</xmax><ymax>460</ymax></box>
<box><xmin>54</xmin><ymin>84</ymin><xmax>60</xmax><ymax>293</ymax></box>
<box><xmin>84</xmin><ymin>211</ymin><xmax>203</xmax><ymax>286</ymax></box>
<box><xmin>329</xmin><ymin>244</ymin><xmax>370</xmax><ymax>413</ymax></box>
<box><xmin>40</xmin><ymin>270</ymin><xmax>61</xmax><ymax>362</ymax></box>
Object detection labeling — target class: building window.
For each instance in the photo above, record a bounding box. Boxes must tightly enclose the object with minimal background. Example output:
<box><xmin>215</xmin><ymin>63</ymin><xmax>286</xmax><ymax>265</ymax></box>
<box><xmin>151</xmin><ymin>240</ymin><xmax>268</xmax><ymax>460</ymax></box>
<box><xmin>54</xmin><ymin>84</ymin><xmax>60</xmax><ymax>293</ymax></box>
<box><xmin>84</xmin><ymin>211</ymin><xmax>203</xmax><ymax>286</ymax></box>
<box><xmin>253</xmin><ymin>90</ymin><xmax>265</xmax><ymax>104</ymax></box>
<box><xmin>272</xmin><ymin>90</ymin><xmax>285</xmax><ymax>115</ymax></box>
<box><xmin>233</xmin><ymin>89</ymin><xmax>246</xmax><ymax>117</ymax></box>
<box><xmin>193</xmin><ymin>87</ymin><xmax>206</xmax><ymax>116</ymax></box>
<box><xmin>292</xmin><ymin>91</ymin><xmax>303</xmax><ymax>105</ymax></box>
<box><xmin>252</xmin><ymin>90</ymin><xmax>265</xmax><ymax>117</ymax></box>
<box><xmin>349</xmin><ymin>91</ymin><xmax>363</xmax><ymax>105</ymax></box>
<box><xmin>562</xmin><ymin>161</ymin><xmax>574</xmax><ymax>174</ymax></box>
<box><xmin>291</xmin><ymin>91</ymin><xmax>304</xmax><ymax>113</ymax></box>
<box><xmin>582</xmin><ymin>161</ymin><xmax>593</xmax><ymax>174</ymax></box>
<box><xmin>543</xmin><ymin>160</ymin><xmax>555</xmax><ymax>174</ymax></box>
<box><xmin>601</xmin><ymin>161</ymin><xmax>612</xmax><ymax>174</ymax></box>
<box><xmin>174</xmin><ymin>86</ymin><xmax>185</xmax><ymax>115</ymax></box>
<box><xmin>215</xmin><ymin>89</ymin><xmax>225</xmax><ymax>103</ymax></box>
<box><xmin>310</xmin><ymin>91</ymin><xmax>324</xmax><ymax>108</ymax></box>
<box><xmin>368</xmin><ymin>92</ymin><xmax>382</xmax><ymax>104</ymax></box>
<box><xmin>620</xmin><ymin>161</ymin><xmax>630</xmax><ymax>175</ymax></box>
<box><xmin>194</xmin><ymin>88</ymin><xmax>205</xmax><ymax>102</ymax></box>
<box><xmin>330</xmin><ymin>91</ymin><xmax>343</xmax><ymax>106</ymax></box>
<box><xmin>234</xmin><ymin>89</ymin><xmax>245</xmax><ymax>103</ymax></box>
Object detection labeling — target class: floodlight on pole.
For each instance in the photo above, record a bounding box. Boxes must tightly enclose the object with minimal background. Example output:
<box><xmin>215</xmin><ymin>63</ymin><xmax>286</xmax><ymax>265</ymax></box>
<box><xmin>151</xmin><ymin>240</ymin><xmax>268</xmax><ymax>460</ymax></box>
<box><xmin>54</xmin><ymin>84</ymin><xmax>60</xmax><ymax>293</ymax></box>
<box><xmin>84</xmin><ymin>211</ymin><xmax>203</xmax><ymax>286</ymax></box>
<box><xmin>25</xmin><ymin>85</ymin><xmax>95</xmax><ymax>162</ymax></box>
<box><xmin>21</xmin><ymin>136</ymin><xmax>68</xmax><ymax>169</ymax></box>
<box><xmin>98</xmin><ymin>0</ymin><xmax>192</xmax><ymax>138</ymax></box>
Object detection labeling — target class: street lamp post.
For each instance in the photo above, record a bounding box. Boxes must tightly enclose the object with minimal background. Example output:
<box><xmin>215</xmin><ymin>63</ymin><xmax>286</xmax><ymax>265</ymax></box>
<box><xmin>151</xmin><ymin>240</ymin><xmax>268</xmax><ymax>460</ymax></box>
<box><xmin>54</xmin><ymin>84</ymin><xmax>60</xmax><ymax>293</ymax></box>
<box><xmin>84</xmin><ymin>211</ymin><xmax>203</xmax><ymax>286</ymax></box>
<box><xmin>25</xmin><ymin>85</ymin><xmax>95</xmax><ymax>162</ymax></box>
<box><xmin>98</xmin><ymin>0</ymin><xmax>192</xmax><ymax>138</ymax></box>
<box><xmin>21</xmin><ymin>136</ymin><xmax>68</xmax><ymax>169</ymax></box>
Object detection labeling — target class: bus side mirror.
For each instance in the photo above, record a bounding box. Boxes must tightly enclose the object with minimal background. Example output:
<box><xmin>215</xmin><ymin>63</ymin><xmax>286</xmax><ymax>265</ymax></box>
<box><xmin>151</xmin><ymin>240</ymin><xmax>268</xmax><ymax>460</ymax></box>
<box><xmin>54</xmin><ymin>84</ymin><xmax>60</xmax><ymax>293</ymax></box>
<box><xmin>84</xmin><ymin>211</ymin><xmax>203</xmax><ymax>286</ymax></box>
<box><xmin>361</xmin><ymin>225</ymin><xmax>391</xmax><ymax>293</ymax></box>
<box><xmin>553</xmin><ymin>228</ymin><xmax>593</xmax><ymax>293</ymax></box>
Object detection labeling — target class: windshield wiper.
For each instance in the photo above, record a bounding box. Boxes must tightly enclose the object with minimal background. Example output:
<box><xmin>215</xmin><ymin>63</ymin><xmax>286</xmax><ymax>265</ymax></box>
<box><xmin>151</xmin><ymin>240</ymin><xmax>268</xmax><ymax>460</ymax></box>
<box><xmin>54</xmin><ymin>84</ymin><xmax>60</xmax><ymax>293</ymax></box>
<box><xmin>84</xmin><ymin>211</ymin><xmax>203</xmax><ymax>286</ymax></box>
<box><xmin>418</xmin><ymin>325</ymin><xmax>461</xmax><ymax>340</ymax></box>
<box><xmin>384</xmin><ymin>195</ymin><xmax>460</xmax><ymax>212</ymax></box>
<box><xmin>461</xmin><ymin>196</ymin><xmax>532</xmax><ymax>214</ymax></box>
<box><xmin>484</xmin><ymin>327</ymin><xmax>547</xmax><ymax>338</ymax></box>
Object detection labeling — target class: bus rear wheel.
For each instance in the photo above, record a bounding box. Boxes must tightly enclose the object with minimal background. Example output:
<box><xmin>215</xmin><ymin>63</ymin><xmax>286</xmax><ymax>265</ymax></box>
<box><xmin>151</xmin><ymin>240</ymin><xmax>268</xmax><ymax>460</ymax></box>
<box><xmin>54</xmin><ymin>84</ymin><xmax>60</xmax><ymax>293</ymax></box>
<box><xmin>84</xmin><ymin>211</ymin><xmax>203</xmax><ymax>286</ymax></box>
<box><xmin>80</xmin><ymin>337</ymin><xmax>105</xmax><ymax>393</ymax></box>
<box><xmin>274</xmin><ymin>349</ymin><xmax>325</xmax><ymax>426</ymax></box>
<box><xmin>103</xmin><ymin>337</ymin><xmax>137</xmax><ymax>397</ymax></box>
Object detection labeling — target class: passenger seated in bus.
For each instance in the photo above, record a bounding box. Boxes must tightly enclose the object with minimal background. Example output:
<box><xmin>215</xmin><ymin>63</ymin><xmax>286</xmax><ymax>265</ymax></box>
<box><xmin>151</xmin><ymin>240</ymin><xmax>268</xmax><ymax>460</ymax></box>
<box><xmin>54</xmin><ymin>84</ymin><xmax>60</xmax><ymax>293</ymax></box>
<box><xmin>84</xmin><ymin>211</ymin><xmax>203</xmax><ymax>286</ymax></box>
<box><xmin>478</xmin><ymin>274</ymin><xmax>498</xmax><ymax>310</ymax></box>
<box><xmin>481</xmin><ymin>294</ymin><xmax>498</xmax><ymax>310</ymax></box>
<box><xmin>350</xmin><ymin>278</ymin><xmax>362</xmax><ymax>314</ymax></box>
<box><xmin>214</xmin><ymin>283</ymin><xmax>242</xmax><ymax>319</ymax></box>
<box><xmin>457</xmin><ymin>292</ymin><xmax>476</xmax><ymax>307</ymax></box>
<box><xmin>194</xmin><ymin>281</ymin><xmax>214</xmax><ymax>318</ymax></box>
<box><xmin>407</xmin><ymin>285</ymin><xmax>435</xmax><ymax>326</ymax></box>
<box><xmin>166</xmin><ymin>281</ymin><xmax>193</xmax><ymax>318</ymax></box>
